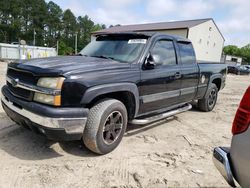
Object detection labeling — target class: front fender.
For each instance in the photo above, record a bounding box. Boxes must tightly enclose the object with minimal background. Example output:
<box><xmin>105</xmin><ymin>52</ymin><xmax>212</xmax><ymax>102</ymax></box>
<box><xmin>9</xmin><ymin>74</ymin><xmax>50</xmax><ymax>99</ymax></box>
<box><xmin>81</xmin><ymin>83</ymin><xmax>140</xmax><ymax>116</ymax></box>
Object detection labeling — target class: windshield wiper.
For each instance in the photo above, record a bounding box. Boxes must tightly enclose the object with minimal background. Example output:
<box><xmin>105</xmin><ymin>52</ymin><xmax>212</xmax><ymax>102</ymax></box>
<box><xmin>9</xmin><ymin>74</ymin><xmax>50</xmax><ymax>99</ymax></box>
<box><xmin>90</xmin><ymin>55</ymin><xmax>115</xmax><ymax>61</ymax></box>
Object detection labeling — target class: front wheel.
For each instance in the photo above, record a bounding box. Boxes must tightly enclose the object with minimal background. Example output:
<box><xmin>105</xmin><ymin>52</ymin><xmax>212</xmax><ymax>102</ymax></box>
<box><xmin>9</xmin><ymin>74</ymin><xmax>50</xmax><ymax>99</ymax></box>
<box><xmin>83</xmin><ymin>99</ymin><xmax>127</xmax><ymax>154</ymax></box>
<box><xmin>198</xmin><ymin>83</ymin><xmax>218</xmax><ymax>112</ymax></box>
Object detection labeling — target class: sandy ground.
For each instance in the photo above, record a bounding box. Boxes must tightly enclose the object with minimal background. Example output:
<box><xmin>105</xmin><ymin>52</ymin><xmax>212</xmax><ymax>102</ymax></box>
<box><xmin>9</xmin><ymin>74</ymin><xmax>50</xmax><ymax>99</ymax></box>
<box><xmin>0</xmin><ymin>61</ymin><xmax>249</xmax><ymax>188</ymax></box>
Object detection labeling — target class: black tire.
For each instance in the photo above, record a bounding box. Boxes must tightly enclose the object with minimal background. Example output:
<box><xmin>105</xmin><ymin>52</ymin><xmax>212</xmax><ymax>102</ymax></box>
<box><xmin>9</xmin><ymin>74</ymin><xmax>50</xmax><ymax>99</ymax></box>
<box><xmin>198</xmin><ymin>83</ymin><xmax>218</xmax><ymax>112</ymax></box>
<box><xmin>83</xmin><ymin>99</ymin><xmax>127</xmax><ymax>154</ymax></box>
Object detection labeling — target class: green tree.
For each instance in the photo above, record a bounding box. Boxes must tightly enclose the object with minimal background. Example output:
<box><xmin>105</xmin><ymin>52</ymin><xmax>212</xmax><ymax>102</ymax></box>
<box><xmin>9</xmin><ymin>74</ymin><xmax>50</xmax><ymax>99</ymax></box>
<box><xmin>77</xmin><ymin>15</ymin><xmax>94</xmax><ymax>50</ymax></box>
<box><xmin>241</xmin><ymin>45</ymin><xmax>250</xmax><ymax>64</ymax></box>
<box><xmin>58</xmin><ymin>40</ymin><xmax>73</xmax><ymax>55</ymax></box>
<box><xmin>223</xmin><ymin>44</ymin><xmax>250</xmax><ymax>64</ymax></box>
<box><xmin>62</xmin><ymin>9</ymin><xmax>77</xmax><ymax>49</ymax></box>
<box><xmin>0</xmin><ymin>0</ymin><xmax>105</xmax><ymax>54</ymax></box>
<box><xmin>46</xmin><ymin>1</ymin><xmax>63</xmax><ymax>47</ymax></box>
<box><xmin>0</xmin><ymin>0</ymin><xmax>24</xmax><ymax>43</ymax></box>
<box><xmin>20</xmin><ymin>0</ymin><xmax>48</xmax><ymax>45</ymax></box>
<box><xmin>223</xmin><ymin>45</ymin><xmax>240</xmax><ymax>56</ymax></box>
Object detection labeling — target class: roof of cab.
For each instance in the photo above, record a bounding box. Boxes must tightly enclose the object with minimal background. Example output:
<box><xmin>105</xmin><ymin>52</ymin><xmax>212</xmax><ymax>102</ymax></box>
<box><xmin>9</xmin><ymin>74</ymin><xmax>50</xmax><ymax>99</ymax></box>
<box><xmin>95</xmin><ymin>32</ymin><xmax>191</xmax><ymax>43</ymax></box>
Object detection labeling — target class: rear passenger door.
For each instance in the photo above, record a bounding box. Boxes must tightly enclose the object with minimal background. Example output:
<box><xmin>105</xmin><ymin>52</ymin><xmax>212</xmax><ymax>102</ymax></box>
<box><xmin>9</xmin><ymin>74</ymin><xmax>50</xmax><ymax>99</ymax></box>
<box><xmin>138</xmin><ymin>38</ymin><xmax>181</xmax><ymax>115</ymax></box>
<box><xmin>177</xmin><ymin>41</ymin><xmax>199</xmax><ymax>103</ymax></box>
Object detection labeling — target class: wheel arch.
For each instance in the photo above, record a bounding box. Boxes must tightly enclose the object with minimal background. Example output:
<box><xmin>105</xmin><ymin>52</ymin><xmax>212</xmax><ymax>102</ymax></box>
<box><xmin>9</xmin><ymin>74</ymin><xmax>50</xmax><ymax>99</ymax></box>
<box><xmin>212</xmin><ymin>78</ymin><xmax>222</xmax><ymax>91</ymax></box>
<box><xmin>209</xmin><ymin>74</ymin><xmax>222</xmax><ymax>91</ymax></box>
<box><xmin>81</xmin><ymin>83</ymin><xmax>139</xmax><ymax>120</ymax></box>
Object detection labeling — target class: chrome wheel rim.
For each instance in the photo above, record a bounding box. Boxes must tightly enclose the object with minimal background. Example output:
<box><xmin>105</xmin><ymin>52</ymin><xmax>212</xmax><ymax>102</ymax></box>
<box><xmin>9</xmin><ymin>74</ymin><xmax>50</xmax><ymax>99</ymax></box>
<box><xmin>102</xmin><ymin>111</ymin><xmax>123</xmax><ymax>145</ymax></box>
<box><xmin>208</xmin><ymin>89</ymin><xmax>217</xmax><ymax>108</ymax></box>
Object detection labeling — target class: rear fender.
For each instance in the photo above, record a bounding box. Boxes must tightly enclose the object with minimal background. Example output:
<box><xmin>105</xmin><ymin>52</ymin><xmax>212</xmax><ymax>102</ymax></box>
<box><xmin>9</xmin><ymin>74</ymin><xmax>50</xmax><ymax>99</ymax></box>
<box><xmin>205</xmin><ymin>74</ymin><xmax>222</xmax><ymax>95</ymax></box>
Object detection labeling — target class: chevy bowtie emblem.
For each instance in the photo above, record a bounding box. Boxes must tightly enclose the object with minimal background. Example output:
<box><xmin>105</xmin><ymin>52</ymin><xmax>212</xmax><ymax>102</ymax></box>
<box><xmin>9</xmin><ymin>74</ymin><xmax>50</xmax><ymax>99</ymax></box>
<box><xmin>11</xmin><ymin>78</ymin><xmax>19</xmax><ymax>87</ymax></box>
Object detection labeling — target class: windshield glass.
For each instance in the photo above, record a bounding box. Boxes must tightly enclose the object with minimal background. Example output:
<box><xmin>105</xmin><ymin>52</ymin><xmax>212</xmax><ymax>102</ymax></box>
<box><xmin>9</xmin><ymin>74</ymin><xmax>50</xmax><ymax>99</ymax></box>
<box><xmin>80</xmin><ymin>35</ymin><xmax>148</xmax><ymax>63</ymax></box>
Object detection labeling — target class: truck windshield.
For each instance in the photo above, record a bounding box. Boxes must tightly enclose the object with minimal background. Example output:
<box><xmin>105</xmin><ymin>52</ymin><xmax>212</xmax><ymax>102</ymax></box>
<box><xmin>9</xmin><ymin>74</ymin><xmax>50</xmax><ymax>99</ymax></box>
<box><xmin>80</xmin><ymin>35</ymin><xmax>148</xmax><ymax>63</ymax></box>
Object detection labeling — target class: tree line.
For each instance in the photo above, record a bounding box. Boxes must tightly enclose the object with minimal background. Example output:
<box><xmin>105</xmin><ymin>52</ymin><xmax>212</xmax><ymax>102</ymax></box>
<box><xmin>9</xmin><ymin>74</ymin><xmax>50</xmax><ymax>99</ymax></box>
<box><xmin>1</xmin><ymin>0</ymin><xmax>249</xmax><ymax>60</ymax></box>
<box><xmin>223</xmin><ymin>44</ymin><xmax>250</xmax><ymax>64</ymax></box>
<box><xmin>0</xmin><ymin>0</ymin><xmax>106</xmax><ymax>55</ymax></box>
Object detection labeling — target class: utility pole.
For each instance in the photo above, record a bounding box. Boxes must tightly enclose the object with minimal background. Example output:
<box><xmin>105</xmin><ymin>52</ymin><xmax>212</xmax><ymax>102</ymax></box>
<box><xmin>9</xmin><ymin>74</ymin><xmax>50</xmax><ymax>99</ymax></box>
<box><xmin>75</xmin><ymin>32</ymin><xmax>78</xmax><ymax>55</ymax></box>
<box><xmin>56</xmin><ymin>40</ymin><xmax>59</xmax><ymax>55</ymax></box>
<box><xmin>33</xmin><ymin>29</ymin><xmax>36</xmax><ymax>46</ymax></box>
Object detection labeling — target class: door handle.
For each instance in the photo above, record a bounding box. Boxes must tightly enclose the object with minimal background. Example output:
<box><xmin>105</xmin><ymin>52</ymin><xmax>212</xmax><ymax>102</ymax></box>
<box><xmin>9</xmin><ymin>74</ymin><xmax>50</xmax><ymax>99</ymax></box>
<box><xmin>175</xmin><ymin>72</ymin><xmax>181</xmax><ymax>79</ymax></box>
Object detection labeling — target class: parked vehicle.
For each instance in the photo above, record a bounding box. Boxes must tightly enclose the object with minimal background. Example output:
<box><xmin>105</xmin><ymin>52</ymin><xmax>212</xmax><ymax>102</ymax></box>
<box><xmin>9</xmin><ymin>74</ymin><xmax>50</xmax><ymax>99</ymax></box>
<box><xmin>10</xmin><ymin>42</ymin><xmax>19</xmax><ymax>45</ymax></box>
<box><xmin>213</xmin><ymin>86</ymin><xmax>250</xmax><ymax>187</ymax></box>
<box><xmin>1</xmin><ymin>32</ymin><xmax>227</xmax><ymax>154</ymax></box>
<box><xmin>227</xmin><ymin>65</ymin><xmax>250</xmax><ymax>75</ymax></box>
<box><xmin>227</xmin><ymin>65</ymin><xmax>239</xmax><ymax>74</ymax></box>
<box><xmin>239</xmin><ymin>65</ymin><xmax>250</xmax><ymax>75</ymax></box>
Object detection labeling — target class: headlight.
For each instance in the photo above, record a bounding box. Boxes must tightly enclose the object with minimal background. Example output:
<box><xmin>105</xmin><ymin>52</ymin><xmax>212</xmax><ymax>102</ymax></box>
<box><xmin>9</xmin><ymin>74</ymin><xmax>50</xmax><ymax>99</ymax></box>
<box><xmin>34</xmin><ymin>93</ymin><xmax>59</xmax><ymax>105</ymax></box>
<box><xmin>37</xmin><ymin>77</ymin><xmax>65</xmax><ymax>89</ymax></box>
<box><xmin>34</xmin><ymin>77</ymin><xmax>64</xmax><ymax>106</ymax></box>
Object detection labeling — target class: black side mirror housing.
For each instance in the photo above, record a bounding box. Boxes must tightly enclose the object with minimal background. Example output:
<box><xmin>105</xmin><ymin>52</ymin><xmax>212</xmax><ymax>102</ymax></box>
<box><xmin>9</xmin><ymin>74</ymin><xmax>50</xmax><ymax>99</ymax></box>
<box><xmin>145</xmin><ymin>53</ymin><xmax>160</xmax><ymax>69</ymax></box>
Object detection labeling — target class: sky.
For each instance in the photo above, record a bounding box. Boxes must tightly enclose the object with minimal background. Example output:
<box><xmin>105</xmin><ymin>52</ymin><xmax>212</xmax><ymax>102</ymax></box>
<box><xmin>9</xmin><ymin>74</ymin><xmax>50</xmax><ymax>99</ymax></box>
<box><xmin>49</xmin><ymin>0</ymin><xmax>250</xmax><ymax>47</ymax></box>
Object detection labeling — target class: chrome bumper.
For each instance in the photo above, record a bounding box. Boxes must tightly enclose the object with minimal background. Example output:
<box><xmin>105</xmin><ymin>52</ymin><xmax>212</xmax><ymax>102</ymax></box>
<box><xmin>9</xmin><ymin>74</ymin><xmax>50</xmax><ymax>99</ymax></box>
<box><xmin>213</xmin><ymin>147</ymin><xmax>236</xmax><ymax>187</ymax></box>
<box><xmin>1</xmin><ymin>96</ymin><xmax>87</xmax><ymax>134</ymax></box>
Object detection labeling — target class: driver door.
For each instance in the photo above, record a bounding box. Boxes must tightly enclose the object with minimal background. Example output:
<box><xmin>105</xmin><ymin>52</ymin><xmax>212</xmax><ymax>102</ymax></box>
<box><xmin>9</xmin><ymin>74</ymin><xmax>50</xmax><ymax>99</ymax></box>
<box><xmin>138</xmin><ymin>38</ymin><xmax>181</xmax><ymax>115</ymax></box>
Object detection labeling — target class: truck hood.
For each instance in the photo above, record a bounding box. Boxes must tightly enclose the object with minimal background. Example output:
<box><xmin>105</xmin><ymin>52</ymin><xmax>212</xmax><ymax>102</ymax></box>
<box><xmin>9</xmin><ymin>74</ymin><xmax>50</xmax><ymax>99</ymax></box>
<box><xmin>11</xmin><ymin>56</ymin><xmax>131</xmax><ymax>76</ymax></box>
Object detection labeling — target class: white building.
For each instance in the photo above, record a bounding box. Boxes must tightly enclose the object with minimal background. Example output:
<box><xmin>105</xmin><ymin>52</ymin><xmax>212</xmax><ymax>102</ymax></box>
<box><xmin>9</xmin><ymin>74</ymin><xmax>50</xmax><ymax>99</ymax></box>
<box><xmin>92</xmin><ymin>18</ymin><xmax>225</xmax><ymax>63</ymax></box>
<box><xmin>222</xmin><ymin>55</ymin><xmax>242</xmax><ymax>65</ymax></box>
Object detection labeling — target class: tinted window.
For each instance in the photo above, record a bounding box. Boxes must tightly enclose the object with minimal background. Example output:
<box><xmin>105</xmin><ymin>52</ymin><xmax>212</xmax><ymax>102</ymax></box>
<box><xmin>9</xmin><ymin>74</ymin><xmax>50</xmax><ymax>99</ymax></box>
<box><xmin>178</xmin><ymin>42</ymin><xmax>196</xmax><ymax>64</ymax></box>
<box><xmin>151</xmin><ymin>40</ymin><xmax>177</xmax><ymax>65</ymax></box>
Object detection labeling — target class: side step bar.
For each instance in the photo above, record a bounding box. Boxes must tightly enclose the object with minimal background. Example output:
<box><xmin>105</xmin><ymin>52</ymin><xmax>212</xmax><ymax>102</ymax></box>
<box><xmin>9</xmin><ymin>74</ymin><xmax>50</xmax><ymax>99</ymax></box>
<box><xmin>130</xmin><ymin>104</ymin><xmax>192</xmax><ymax>125</ymax></box>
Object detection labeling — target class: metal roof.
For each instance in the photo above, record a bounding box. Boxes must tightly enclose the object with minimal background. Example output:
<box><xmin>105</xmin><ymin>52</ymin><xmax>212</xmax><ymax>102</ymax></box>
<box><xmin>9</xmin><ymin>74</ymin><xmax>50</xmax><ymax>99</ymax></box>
<box><xmin>93</xmin><ymin>18</ymin><xmax>211</xmax><ymax>33</ymax></box>
<box><xmin>92</xmin><ymin>18</ymin><xmax>224</xmax><ymax>40</ymax></box>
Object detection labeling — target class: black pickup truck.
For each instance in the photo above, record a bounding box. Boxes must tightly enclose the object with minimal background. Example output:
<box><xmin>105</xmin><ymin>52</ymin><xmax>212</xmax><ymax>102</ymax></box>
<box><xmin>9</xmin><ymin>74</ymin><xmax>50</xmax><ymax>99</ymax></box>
<box><xmin>1</xmin><ymin>32</ymin><xmax>226</xmax><ymax>154</ymax></box>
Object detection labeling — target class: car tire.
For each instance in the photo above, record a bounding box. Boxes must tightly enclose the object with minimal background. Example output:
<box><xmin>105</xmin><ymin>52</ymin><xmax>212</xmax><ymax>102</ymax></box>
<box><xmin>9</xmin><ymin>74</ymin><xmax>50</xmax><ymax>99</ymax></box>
<box><xmin>198</xmin><ymin>83</ymin><xmax>218</xmax><ymax>112</ymax></box>
<box><xmin>83</xmin><ymin>99</ymin><xmax>127</xmax><ymax>154</ymax></box>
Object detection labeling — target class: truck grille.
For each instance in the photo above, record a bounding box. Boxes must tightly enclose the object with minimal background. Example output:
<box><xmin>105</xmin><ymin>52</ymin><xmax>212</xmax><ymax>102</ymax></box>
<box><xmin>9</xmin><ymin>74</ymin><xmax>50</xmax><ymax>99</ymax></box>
<box><xmin>6</xmin><ymin>68</ymin><xmax>37</xmax><ymax>101</ymax></box>
<box><xmin>7</xmin><ymin>82</ymin><xmax>33</xmax><ymax>100</ymax></box>
<box><xmin>7</xmin><ymin>68</ymin><xmax>37</xmax><ymax>84</ymax></box>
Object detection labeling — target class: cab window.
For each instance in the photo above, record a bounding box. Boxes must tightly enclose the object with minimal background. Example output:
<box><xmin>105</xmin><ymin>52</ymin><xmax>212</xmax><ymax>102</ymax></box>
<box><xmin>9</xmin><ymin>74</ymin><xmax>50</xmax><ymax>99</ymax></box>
<box><xmin>151</xmin><ymin>40</ymin><xmax>177</xmax><ymax>65</ymax></box>
<box><xmin>177</xmin><ymin>42</ymin><xmax>196</xmax><ymax>64</ymax></box>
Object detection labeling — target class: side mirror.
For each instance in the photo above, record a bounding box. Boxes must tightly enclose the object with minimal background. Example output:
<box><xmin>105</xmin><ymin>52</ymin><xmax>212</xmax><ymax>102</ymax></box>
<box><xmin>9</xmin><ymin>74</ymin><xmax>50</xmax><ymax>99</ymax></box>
<box><xmin>145</xmin><ymin>53</ymin><xmax>161</xmax><ymax>69</ymax></box>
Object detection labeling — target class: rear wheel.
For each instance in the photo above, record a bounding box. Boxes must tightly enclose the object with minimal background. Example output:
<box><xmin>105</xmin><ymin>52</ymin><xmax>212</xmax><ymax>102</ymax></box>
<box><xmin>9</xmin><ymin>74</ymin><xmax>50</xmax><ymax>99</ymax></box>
<box><xmin>198</xmin><ymin>83</ymin><xmax>218</xmax><ymax>112</ymax></box>
<box><xmin>83</xmin><ymin>99</ymin><xmax>127</xmax><ymax>154</ymax></box>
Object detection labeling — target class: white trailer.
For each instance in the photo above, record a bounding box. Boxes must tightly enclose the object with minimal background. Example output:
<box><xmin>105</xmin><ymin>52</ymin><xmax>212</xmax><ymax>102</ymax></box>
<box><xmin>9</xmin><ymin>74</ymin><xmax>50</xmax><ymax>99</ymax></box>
<box><xmin>0</xmin><ymin>43</ymin><xmax>57</xmax><ymax>60</ymax></box>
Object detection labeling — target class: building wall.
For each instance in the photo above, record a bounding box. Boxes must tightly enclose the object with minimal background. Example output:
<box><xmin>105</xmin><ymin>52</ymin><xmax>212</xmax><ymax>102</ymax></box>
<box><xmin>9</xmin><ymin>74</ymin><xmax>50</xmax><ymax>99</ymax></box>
<box><xmin>188</xmin><ymin>20</ymin><xmax>224</xmax><ymax>62</ymax></box>
<box><xmin>150</xmin><ymin>26</ymin><xmax>224</xmax><ymax>63</ymax></box>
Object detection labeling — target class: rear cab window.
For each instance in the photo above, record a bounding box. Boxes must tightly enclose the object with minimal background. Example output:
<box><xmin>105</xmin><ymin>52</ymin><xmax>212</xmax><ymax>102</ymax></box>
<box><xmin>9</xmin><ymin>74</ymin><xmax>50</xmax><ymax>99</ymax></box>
<box><xmin>177</xmin><ymin>42</ymin><xmax>196</xmax><ymax>64</ymax></box>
